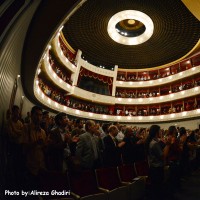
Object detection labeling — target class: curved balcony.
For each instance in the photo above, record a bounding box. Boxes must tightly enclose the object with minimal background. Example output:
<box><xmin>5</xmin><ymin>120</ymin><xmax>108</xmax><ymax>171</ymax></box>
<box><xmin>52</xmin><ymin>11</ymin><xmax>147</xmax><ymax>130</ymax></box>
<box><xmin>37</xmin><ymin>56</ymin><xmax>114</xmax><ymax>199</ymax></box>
<box><xmin>34</xmin><ymin>81</ymin><xmax>200</xmax><ymax>123</ymax></box>
<box><xmin>52</xmin><ymin>33</ymin><xmax>76</xmax><ymax>73</ymax></box>
<box><xmin>43</xmin><ymin>55</ymin><xmax>200</xmax><ymax>105</ymax></box>
<box><xmin>43</xmin><ymin>54</ymin><xmax>72</xmax><ymax>93</ymax></box>
<box><xmin>79</xmin><ymin>59</ymin><xmax>116</xmax><ymax>77</ymax></box>
<box><xmin>72</xmin><ymin>86</ymin><xmax>115</xmax><ymax>104</ymax></box>
<box><xmin>115</xmin><ymin>87</ymin><xmax>200</xmax><ymax>104</ymax></box>
<box><xmin>116</xmin><ymin>66</ymin><xmax>200</xmax><ymax>88</ymax></box>
<box><xmin>51</xmin><ymin>41</ymin><xmax>200</xmax><ymax>90</ymax></box>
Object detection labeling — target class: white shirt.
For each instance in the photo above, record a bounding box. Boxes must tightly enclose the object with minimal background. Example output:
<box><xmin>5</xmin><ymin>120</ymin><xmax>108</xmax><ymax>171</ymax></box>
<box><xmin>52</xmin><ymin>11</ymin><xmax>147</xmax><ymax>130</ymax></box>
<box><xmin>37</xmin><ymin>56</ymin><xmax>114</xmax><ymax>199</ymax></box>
<box><xmin>116</xmin><ymin>131</ymin><xmax>124</xmax><ymax>142</ymax></box>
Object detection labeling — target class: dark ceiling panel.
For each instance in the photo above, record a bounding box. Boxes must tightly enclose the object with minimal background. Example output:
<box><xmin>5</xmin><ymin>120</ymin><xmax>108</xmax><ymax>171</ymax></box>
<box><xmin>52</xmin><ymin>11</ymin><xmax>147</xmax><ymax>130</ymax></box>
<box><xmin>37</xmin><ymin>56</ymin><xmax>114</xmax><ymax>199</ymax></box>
<box><xmin>62</xmin><ymin>0</ymin><xmax>200</xmax><ymax>69</ymax></box>
<box><xmin>21</xmin><ymin>0</ymin><xmax>79</xmax><ymax>104</ymax></box>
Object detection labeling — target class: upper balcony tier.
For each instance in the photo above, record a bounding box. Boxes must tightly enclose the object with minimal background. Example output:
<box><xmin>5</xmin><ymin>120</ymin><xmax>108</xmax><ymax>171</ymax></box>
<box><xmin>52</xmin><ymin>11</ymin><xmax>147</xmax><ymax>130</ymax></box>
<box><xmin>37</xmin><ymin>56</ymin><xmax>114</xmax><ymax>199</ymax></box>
<box><xmin>42</xmin><ymin>53</ymin><xmax>200</xmax><ymax>105</ymax></box>
<box><xmin>52</xmin><ymin>34</ymin><xmax>200</xmax><ymax>89</ymax></box>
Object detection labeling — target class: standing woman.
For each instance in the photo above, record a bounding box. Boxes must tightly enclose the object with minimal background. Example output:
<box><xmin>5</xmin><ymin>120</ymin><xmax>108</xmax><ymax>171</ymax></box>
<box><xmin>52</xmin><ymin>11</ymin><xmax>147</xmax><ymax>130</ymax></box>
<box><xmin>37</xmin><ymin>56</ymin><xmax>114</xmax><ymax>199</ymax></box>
<box><xmin>145</xmin><ymin>125</ymin><xmax>171</xmax><ymax>199</ymax></box>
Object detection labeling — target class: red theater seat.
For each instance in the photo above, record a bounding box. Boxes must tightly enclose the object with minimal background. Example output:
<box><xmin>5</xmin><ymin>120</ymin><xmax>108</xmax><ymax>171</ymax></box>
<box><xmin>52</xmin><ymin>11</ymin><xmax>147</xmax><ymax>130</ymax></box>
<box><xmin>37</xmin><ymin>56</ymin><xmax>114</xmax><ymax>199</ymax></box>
<box><xmin>95</xmin><ymin>167</ymin><xmax>129</xmax><ymax>200</ymax></box>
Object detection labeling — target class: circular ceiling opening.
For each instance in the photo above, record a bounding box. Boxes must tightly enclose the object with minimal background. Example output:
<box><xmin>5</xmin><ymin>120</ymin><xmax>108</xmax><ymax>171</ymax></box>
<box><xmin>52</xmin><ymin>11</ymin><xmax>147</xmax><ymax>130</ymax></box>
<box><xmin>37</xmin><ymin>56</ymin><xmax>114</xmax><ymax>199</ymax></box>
<box><xmin>107</xmin><ymin>10</ymin><xmax>154</xmax><ymax>45</ymax></box>
<box><xmin>115</xmin><ymin>19</ymin><xmax>146</xmax><ymax>37</ymax></box>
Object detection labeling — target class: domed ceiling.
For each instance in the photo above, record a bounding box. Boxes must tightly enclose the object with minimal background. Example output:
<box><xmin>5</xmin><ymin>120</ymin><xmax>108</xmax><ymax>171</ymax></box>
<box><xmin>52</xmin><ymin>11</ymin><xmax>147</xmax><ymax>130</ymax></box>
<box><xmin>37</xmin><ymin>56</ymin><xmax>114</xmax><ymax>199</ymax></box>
<box><xmin>62</xmin><ymin>0</ymin><xmax>200</xmax><ymax>69</ymax></box>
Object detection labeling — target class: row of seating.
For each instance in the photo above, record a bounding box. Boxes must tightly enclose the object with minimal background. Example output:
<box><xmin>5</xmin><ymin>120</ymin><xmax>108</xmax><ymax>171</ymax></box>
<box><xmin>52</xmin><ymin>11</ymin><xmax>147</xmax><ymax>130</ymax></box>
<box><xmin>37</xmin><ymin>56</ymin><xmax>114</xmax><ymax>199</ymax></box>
<box><xmin>39</xmin><ymin>161</ymin><xmax>149</xmax><ymax>200</ymax></box>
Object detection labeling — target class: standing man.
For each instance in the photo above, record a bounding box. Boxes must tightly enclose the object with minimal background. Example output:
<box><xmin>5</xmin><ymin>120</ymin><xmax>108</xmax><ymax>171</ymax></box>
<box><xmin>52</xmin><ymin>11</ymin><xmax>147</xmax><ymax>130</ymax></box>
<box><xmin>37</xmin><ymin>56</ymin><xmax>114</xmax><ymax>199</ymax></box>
<box><xmin>103</xmin><ymin>125</ymin><xmax>125</xmax><ymax>167</ymax></box>
<box><xmin>70</xmin><ymin>119</ymin><xmax>84</xmax><ymax>156</ymax></box>
<box><xmin>167</xmin><ymin>126</ymin><xmax>182</xmax><ymax>192</ymax></box>
<box><xmin>23</xmin><ymin>106</ymin><xmax>47</xmax><ymax>189</ymax></box>
<box><xmin>71</xmin><ymin>118</ymin><xmax>84</xmax><ymax>137</ymax></box>
<box><xmin>76</xmin><ymin>120</ymin><xmax>101</xmax><ymax>169</ymax></box>
<box><xmin>121</xmin><ymin>126</ymin><xmax>138</xmax><ymax>164</ymax></box>
<box><xmin>48</xmin><ymin>112</ymin><xmax>71</xmax><ymax>172</ymax></box>
<box><xmin>7</xmin><ymin>105</ymin><xmax>24</xmax><ymax>146</ymax></box>
<box><xmin>113</xmin><ymin>122</ymin><xmax>125</xmax><ymax>142</ymax></box>
<box><xmin>40</xmin><ymin>111</ymin><xmax>51</xmax><ymax>136</ymax></box>
<box><xmin>145</xmin><ymin>125</ymin><xmax>171</xmax><ymax>200</ymax></box>
<box><xmin>6</xmin><ymin>105</ymin><xmax>24</xmax><ymax>188</ymax></box>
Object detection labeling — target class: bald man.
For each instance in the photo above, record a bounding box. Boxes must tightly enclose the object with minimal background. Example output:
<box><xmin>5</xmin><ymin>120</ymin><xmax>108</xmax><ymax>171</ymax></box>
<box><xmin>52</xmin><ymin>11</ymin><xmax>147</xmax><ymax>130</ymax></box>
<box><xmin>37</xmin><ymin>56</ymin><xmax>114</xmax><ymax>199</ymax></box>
<box><xmin>103</xmin><ymin>125</ymin><xmax>125</xmax><ymax>167</ymax></box>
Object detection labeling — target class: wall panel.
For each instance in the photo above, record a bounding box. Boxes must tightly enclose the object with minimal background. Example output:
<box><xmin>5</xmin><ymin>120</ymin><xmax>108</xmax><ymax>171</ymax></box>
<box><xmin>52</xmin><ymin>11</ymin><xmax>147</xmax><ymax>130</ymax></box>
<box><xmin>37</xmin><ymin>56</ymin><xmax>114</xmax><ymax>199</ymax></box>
<box><xmin>0</xmin><ymin>0</ymin><xmax>41</xmax><ymax>127</ymax></box>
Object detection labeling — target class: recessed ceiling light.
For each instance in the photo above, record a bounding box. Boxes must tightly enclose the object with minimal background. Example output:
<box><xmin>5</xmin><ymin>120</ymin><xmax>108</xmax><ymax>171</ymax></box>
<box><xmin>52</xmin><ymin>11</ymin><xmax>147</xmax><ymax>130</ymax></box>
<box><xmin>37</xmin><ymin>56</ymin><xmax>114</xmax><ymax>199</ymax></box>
<box><xmin>128</xmin><ymin>19</ymin><xmax>135</xmax><ymax>25</ymax></box>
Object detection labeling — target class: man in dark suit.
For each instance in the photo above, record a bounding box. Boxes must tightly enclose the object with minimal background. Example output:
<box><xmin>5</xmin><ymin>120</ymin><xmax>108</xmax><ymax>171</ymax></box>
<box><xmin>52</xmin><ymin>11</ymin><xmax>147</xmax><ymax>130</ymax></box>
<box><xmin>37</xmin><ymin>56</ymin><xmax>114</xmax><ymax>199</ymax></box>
<box><xmin>76</xmin><ymin>120</ymin><xmax>102</xmax><ymax>169</ymax></box>
<box><xmin>70</xmin><ymin>119</ymin><xmax>85</xmax><ymax>156</ymax></box>
<box><xmin>103</xmin><ymin>125</ymin><xmax>125</xmax><ymax>167</ymax></box>
<box><xmin>47</xmin><ymin>112</ymin><xmax>71</xmax><ymax>171</ymax></box>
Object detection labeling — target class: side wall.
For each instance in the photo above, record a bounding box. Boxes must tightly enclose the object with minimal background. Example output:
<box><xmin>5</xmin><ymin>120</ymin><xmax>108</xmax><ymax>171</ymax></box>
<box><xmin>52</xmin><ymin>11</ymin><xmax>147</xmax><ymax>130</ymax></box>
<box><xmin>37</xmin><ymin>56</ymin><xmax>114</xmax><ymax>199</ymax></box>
<box><xmin>0</xmin><ymin>0</ymin><xmax>40</xmax><ymax>128</ymax></box>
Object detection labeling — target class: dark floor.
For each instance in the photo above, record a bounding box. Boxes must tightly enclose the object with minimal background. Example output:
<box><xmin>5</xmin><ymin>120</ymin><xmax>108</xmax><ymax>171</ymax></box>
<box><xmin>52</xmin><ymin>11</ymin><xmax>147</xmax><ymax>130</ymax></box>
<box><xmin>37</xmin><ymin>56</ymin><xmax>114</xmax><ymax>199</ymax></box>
<box><xmin>144</xmin><ymin>166</ymin><xmax>200</xmax><ymax>200</ymax></box>
<box><xmin>173</xmin><ymin>169</ymin><xmax>200</xmax><ymax>200</ymax></box>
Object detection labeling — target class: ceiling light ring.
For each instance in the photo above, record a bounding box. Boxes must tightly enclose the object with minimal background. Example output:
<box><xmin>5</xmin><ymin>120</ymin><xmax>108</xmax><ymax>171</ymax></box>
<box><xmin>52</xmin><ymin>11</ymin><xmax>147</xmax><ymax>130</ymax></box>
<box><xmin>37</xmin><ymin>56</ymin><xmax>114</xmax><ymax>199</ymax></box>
<box><xmin>107</xmin><ymin>10</ymin><xmax>154</xmax><ymax>45</ymax></box>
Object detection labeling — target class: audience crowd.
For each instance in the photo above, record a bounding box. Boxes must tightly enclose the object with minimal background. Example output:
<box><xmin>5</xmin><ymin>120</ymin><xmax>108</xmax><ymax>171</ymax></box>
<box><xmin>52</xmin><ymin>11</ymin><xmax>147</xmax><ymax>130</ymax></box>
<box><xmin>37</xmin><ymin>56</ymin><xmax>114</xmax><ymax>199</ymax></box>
<box><xmin>49</xmin><ymin>53</ymin><xmax>73</xmax><ymax>85</ymax></box>
<box><xmin>116</xmin><ymin>60</ymin><xmax>199</xmax><ymax>82</ymax></box>
<box><xmin>58</xmin><ymin>37</ymin><xmax>76</xmax><ymax>65</ymax></box>
<box><xmin>4</xmin><ymin>104</ymin><xmax>200</xmax><ymax>199</ymax></box>
<box><xmin>38</xmin><ymin>79</ymin><xmax>200</xmax><ymax>118</ymax></box>
<box><xmin>116</xmin><ymin>79</ymin><xmax>200</xmax><ymax>98</ymax></box>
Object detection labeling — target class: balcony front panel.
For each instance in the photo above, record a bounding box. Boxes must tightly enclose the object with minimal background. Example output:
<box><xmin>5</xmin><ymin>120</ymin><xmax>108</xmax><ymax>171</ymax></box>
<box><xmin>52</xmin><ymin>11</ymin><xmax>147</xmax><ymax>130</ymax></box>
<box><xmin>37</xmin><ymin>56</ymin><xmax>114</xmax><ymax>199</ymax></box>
<box><xmin>34</xmin><ymin>84</ymin><xmax>200</xmax><ymax>123</ymax></box>
<box><xmin>116</xmin><ymin>66</ymin><xmax>200</xmax><ymax>88</ymax></box>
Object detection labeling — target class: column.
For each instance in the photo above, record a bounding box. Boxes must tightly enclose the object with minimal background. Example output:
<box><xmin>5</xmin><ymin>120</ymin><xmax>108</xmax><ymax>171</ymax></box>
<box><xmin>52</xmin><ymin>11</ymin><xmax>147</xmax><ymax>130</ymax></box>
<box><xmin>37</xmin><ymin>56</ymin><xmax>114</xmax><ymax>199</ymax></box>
<box><xmin>112</xmin><ymin>65</ymin><xmax>118</xmax><ymax>96</ymax></box>
<box><xmin>72</xmin><ymin>49</ymin><xmax>82</xmax><ymax>86</ymax></box>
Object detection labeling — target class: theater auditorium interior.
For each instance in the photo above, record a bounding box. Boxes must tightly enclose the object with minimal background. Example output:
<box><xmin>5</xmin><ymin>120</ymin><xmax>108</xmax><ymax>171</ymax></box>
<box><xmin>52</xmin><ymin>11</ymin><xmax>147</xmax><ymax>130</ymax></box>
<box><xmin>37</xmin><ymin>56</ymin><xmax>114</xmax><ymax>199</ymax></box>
<box><xmin>1</xmin><ymin>0</ymin><xmax>200</xmax><ymax>199</ymax></box>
